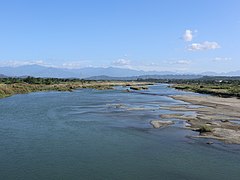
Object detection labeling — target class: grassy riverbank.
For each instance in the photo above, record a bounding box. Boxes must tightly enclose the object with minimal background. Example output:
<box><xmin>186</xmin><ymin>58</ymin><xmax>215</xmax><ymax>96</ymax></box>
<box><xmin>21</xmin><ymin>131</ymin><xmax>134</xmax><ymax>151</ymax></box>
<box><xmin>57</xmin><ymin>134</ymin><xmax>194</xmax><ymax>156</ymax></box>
<box><xmin>172</xmin><ymin>83</ymin><xmax>240</xmax><ymax>98</ymax></box>
<box><xmin>0</xmin><ymin>77</ymin><xmax>152</xmax><ymax>99</ymax></box>
<box><xmin>167</xmin><ymin>77</ymin><xmax>240</xmax><ymax>98</ymax></box>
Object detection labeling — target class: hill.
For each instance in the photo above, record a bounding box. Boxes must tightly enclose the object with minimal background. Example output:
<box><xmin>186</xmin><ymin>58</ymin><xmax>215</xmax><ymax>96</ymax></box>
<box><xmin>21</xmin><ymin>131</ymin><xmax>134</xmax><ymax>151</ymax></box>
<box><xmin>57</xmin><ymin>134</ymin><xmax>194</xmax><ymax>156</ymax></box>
<box><xmin>1</xmin><ymin>65</ymin><xmax>240</xmax><ymax>79</ymax></box>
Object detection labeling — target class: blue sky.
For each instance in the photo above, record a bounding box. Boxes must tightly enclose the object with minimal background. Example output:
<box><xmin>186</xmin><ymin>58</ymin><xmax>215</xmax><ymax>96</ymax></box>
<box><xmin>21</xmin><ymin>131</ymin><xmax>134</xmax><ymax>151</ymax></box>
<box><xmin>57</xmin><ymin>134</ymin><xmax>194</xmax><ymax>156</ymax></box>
<box><xmin>0</xmin><ymin>0</ymin><xmax>239</xmax><ymax>73</ymax></box>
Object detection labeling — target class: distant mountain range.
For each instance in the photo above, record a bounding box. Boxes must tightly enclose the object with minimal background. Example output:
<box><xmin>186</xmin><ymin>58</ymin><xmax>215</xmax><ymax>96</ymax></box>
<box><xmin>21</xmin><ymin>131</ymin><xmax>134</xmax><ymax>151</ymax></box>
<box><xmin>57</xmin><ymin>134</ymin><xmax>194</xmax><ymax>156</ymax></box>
<box><xmin>0</xmin><ymin>74</ymin><xmax>7</xmax><ymax>78</ymax></box>
<box><xmin>201</xmin><ymin>70</ymin><xmax>240</xmax><ymax>76</ymax></box>
<box><xmin>0</xmin><ymin>65</ymin><xmax>239</xmax><ymax>79</ymax></box>
<box><xmin>0</xmin><ymin>65</ymin><xmax>180</xmax><ymax>78</ymax></box>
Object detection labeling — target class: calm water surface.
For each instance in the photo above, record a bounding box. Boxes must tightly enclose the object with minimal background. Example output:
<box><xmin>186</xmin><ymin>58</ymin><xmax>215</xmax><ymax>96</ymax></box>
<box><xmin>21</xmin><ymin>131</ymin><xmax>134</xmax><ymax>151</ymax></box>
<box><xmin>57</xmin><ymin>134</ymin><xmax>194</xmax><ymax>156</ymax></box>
<box><xmin>0</xmin><ymin>84</ymin><xmax>240</xmax><ymax>180</ymax></box>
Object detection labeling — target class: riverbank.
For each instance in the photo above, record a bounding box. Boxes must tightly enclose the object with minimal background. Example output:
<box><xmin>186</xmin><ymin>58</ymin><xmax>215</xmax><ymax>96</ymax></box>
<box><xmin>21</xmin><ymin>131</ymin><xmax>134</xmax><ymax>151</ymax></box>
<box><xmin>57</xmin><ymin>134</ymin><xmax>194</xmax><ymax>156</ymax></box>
<box><xmin>0</xmin><ymin>81</ymin><xmax>152</xmax><ymax>99</ymax></box>
<box><xmin>171</xmin><ymin>83</ymin><xmax>240</xmax><ymax>98</ymax></box>
<box><xmin>160</xmin><ymin>95</ymin><xmax>240</xmax><ymax>144</ymax></box>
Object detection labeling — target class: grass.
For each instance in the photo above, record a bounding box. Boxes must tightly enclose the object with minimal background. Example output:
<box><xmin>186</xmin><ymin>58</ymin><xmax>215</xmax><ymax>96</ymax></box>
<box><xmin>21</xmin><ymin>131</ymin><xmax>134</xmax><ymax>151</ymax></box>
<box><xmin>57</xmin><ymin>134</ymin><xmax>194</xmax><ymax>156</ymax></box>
<box><xmin>198</xmin><ymin>125</ymin><xmax>213</xmax><ymax>133</ymax></box>
<box><xmin>172</xmin><ymin>83</ymin><xmax>240</xmax><ymax>98</ymax></box>
<box><xmin>0</xmin><ymin>78</ymin><xmax>152</xmax><ymax>99</ymax></box>
<box><xmin>0</xmin><ymin>83</ymin><xmax>75</xmax><ymax>98</ymax></box>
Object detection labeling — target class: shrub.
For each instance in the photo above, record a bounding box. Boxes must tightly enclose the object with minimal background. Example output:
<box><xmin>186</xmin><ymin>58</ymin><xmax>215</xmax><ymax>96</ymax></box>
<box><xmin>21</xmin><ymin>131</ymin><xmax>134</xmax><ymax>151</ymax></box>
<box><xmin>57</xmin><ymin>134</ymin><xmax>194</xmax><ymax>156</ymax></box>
<box><xmin>198</xmin><ymin>125</ymin><xmax>212</xmax><ymax>133</ymax></box>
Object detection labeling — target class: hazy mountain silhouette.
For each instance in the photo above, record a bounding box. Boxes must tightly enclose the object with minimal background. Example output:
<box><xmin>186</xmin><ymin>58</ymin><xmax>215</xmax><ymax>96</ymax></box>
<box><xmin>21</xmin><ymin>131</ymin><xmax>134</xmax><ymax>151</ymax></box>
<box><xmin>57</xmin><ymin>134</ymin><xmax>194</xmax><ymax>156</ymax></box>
<box><xmin>0</xmin><ymin>65</ymin><xmax>239</xmax><ymax>78</ymax></box>
<box><xmin>0</xmin><ymin>65</ymin><xmax>177</xmax><ymax>78</ymax></box>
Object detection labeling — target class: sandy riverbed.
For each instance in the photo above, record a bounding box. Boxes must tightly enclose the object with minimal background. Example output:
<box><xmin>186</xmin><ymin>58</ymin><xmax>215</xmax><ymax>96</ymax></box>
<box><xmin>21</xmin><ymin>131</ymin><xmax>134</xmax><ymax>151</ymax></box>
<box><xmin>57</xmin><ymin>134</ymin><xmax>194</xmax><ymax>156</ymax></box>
<box><xmin>160</xmin><ymin>95</ymin><xmax>240</xmax><ymax>144</ymax></box>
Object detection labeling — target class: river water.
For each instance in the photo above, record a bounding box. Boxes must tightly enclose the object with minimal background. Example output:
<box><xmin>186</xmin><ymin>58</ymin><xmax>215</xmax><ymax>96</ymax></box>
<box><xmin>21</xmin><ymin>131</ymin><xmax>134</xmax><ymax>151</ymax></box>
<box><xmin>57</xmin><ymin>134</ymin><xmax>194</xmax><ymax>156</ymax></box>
<box><xmin>0</xmin><ymin>84</ymin><xmax>239</xmax><ymax>180</ymax></box>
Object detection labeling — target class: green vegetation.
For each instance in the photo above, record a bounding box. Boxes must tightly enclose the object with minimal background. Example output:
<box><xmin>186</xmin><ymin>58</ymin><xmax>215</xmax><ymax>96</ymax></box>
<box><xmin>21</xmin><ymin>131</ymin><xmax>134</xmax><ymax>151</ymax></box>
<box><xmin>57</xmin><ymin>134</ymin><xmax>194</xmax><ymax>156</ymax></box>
<box><xmin>174</xmin><ymin>85</ymin><xmax>240</xmax><ymax>97</ymax></box>
<box><xmin>0</xmin><ymin>76</ymin><xmax>151</xmax><ymax>99</ymax></box>
<box><xmin>0</xmin><ymin>76</ymin><xmax>90</xmax><ymax>85</ymax></box>
<box><xmin>197</xmin><ymin>125</ymin><xmax>213</xmax><ymax>134</ymax></box>
<box><xmin>2</xmin><ymin>75</ymin><xmax>240</xmax><ymax>99</ymax></box>
<box><xmin>0</xmin><ymin>77</ymin><xmax>105</xmax><ymax>98</ymax></box>
<box><xmin>130</xmin><ymin>86</ymin><xmax>148</xmax><ymax>90</ymax></box>
<box><xmin>172</xmin><ymin>80</ymin><xmax>240</xmax><ymax>98</ymax></box>
<box><xmin>0</xmin><ymin>83</ymin><xmax>77</xmax><ymax>99</ymax></box>
<box><xmin>137</xmin><ymin>76</ymin><xmax>240</xmax><ymax>98</ymax></box>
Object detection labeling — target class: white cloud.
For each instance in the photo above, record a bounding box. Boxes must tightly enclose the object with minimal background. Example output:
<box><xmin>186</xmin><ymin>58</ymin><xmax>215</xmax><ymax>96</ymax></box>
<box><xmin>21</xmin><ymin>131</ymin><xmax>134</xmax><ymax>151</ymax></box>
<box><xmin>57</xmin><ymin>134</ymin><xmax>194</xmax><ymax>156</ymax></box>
<box><xmin>171</xmin><ymin>60</ymin><xmax>191</xmax><ymax>65</ymax></box>
<box><xmin>116</xmin><ymin>60</ymin><xmax>191</xmax><ymax>72</ymax></box>
<box><xmin>0</xmin><ymin>60</ymin><xmax>47</xmax><ymax>67</ymax></box>
<box><xmin>112</xmin><ymin>59</ymin><xmax>131</xmax><ymax>66</ymax></box>
<box><xmin>188</xmin><ymin>41</ymin><xmax>220</xmax><ymax>51</ymax></box>
<box><xmin>213</xmin><ymin>57</ymin><xmax>232</xmax><ymax>61</ymax></box>
<box><xmin>183</xmin><ymin>30</ymin><xmax>193</xmax><ymax>42</ymax></box>
<box><xmin>168</xmin><ymin>59</ymin><xmax>192</xmax><ymax>65</ymax></box>
<box><xmin>61</xmin><ymin>61</ymin><xmax>92</xmax><ymax>69</ymax></box>
<box><xmin>62</xmin><ymin>62</ymin><xmax>83</xmax><ymax>69</ymax></box>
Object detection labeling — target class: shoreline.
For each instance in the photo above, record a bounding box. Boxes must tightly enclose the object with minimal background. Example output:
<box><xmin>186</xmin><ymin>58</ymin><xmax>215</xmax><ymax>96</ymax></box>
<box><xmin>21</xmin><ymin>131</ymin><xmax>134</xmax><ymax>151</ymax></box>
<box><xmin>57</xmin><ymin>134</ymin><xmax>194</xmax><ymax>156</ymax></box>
<box><xmin>2</xmin><ymin>81</ymin><xmax>240</xmax><ymax>144</ymax></box>
<box><xmin>171</xmin><ymin>83</ymin><xmax>240</xmax><ymax>98</ymax></box>
<box><xmin>0</xmin><ymin>81</ymin><xmax>153</xmax><ymax>99</ymax></box>
<box><xmin>160</xmin><ymin>94</ymin><xmax>240</xmax><ymax>144</ymax></box>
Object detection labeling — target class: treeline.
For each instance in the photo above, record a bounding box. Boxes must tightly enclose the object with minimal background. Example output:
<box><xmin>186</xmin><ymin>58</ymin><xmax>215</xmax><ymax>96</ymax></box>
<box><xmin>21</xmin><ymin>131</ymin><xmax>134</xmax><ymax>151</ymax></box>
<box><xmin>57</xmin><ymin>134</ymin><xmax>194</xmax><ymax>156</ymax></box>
<box><xmin>169</xmin><ymin>77</ymin><xmax>240</xmax><ymax>98</ymax></box>
<box><xmin>136</xmin><ymin>76</ymin><xmax>240</xmax><ymax>98</ymax></box>
<box><xmin>168</xmin><ymin>76</ymin><xmax>240</xmax><ymax>85</ymax></box>
<box><xmin>136</xmin><ymin>76</ymin><xmax>240</xmax><ymax>85</ymax></box>
<box><xmin>0</xmin><ymin>76</ymin><xmax>92</xmax><ymax>85</ymax></box>
<box><xmin>0</xmin><ymin>77</ymin><xmax>114</xmax><ymax>98</ymax></box>
<box><xmin>2</xmin><ymin>76</ymin><xmax>240</xmax><ymax>85</ymax></box>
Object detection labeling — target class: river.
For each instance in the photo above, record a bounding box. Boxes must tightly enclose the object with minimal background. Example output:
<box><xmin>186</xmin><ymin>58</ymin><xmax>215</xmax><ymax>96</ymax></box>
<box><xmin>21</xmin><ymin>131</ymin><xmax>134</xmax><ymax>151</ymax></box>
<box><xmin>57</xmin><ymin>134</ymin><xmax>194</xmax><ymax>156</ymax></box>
<box><xmin>0</xmin><ymin>84</ymin><xmax>239</xmax><ymax>180</ymax></box>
